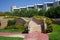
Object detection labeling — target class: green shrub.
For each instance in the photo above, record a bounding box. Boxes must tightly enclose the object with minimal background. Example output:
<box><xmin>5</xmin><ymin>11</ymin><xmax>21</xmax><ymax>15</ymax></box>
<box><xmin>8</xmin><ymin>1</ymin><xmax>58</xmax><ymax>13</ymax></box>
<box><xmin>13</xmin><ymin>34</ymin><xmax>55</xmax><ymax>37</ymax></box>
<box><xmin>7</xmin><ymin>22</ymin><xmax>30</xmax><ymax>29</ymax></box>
<box><xmin>45</xmin><ymin>18</ymin><xmax>52</xmax><ymax>25</ymax></box>
<box><xmin>8</xmin><ymin>20</ymin><xmax>16</xmax><ymax>26</ymax></box>
<box><xmin>15</xmin><ymin>24</ymin><xmax>24</xmax><ymax>30</ymax></box>
<box><xmin>22</xmin><ymin>22</ymin><xmax>29</xmax><ymax>33</ymax></box>
<box><xmin>46</xmin><ymin>24</ymin><xmax>54</xmax><ymax>33</ymax></box>
<box><xmin>45</xmin><ymin>18</ymin><xmax>54</xmax><ymax>33</ymax></box>
<box><xmin>5</xmin><ymin>25</ymin><xmax>16</xmax><ymax>29</ymax></box>
<box><xmin>45</xmin><ymin>6</ymin><xmax>60</xmax><ymax>18</ymax></box>
<box><xmin>34</xmin><ymin>16</ymin><xmax>44</xmax><ymax>20</ymax></box>
<box><xmin>38</xmin><ymin>9</ymin><xmax>46</xmax><ymax>16</ymax></box>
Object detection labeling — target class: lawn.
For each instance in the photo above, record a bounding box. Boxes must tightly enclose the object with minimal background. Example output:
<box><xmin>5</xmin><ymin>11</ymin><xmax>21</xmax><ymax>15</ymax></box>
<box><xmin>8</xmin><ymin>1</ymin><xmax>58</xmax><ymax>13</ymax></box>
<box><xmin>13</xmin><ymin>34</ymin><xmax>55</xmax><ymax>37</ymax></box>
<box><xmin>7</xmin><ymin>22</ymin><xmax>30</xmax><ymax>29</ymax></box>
<box><xmin>49</xmin><ymin>24</ymin><xmax>60</xmax><ymax>40</ymax></box>
<box><xmin>0</xmin><ymin>36</ymin><xmax>23</xmax><ymax>40</ymax></box>
<box><xmin>0</xmin><ymin>29</ymin><xmax>24</xmax><ymax>33</ymax></box>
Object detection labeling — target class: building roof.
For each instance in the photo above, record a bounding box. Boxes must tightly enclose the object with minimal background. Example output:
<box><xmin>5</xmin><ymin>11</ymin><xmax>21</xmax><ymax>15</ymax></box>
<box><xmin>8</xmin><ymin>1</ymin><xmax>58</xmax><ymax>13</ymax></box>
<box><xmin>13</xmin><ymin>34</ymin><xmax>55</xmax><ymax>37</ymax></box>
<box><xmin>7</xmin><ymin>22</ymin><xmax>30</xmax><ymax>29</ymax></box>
<box><xmin>20</xmin><ymin>6</ymin><xmax>27</xmax><ymax>9</ymax></box>
<box><xmin>44</xmin><ymin>2</ymin><xmax>53</xmax><ymax>4</ymax></box>
<box><xmin>27</xmin><ymin>5</ymin><xmax>34</xmax><ymax>7</ymax></box>
<box><xmin>35</xmin><ymin>4</ymin><xmax>43</xmax><ymax>5</ymax></box>
<box><xmin>13</xmin><ymin>8</ymin><xmax>19</xmax><ymax>9</ymax></box>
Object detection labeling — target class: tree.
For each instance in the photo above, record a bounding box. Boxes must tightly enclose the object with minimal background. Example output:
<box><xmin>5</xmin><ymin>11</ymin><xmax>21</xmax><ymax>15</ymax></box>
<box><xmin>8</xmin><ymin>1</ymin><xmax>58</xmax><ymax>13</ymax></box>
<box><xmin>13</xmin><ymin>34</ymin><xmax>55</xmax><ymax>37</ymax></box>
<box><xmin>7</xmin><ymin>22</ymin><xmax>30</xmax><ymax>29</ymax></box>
<box><xmin>0</xmin><ymin>12</ymin><xmax>5</xmax><ymax>16</ymax></box>
<box><xmin>22</xmin><ymin>22</ymin><xmax>29</xmax><ymax>33</ymax></box>
<box><xmin>54</xmin><ymin>6</ymin><xmax>60</xmax><ymax>18</ymax></box>
<box><xmin>27</xmin><ymin>9</ymin><xmax>38</xmax><ymax>17</ymax></box>
<box><xmin>45</xmin><ymin>6</ymin><xmax>60</xmax><ymax>18</ymax></box>
<box><xmin>8</xmin><ymin>20</ymin><xmax>16</xmax><ymax>26</ymax></box>
<box><xmin>19</xmin><ymin>10</ymin><xmax>27</xmax><ymax>17</ymax></box>
<box><xmin>38</xmin><ymin>9</ymin><xmax>46</xmax><ymax>16</ymax></box>
<box><xmin>45</xmin><ymin>7</ymin><xmax>56</xmax><ymax>18</ymax></box>
<box><xmin>13</xmin><ymin>11</ymin><xmax>19</xmax><ymax>16</ymax></box>
<box><xmin>4</xmin><ymin>12</ymin><xmax>12</xmax><ymax>16</ymax></box>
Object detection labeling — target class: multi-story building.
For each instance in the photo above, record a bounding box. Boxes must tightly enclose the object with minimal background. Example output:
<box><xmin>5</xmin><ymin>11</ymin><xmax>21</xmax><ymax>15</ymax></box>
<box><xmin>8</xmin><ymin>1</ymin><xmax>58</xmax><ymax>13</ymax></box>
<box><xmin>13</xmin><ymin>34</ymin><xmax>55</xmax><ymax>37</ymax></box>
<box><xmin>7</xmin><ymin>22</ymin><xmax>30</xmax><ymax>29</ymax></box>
<box><xmin>20</xmin><ymin>7</ymin><xmax>27</xmax><ymax>10</ymax></box>
<box><xmin>11</xmin><ymin>0</ymin><xmax>60</xmax><ymax>12</ymax></box>
<box><xmin>54</xmin><ymin>0</ymin><xmax>60</xmax><ymax>6</ymax></box>
<box><xmin>11</xmin><ymin>6</ymin><xmax>20</xmax><ymax>12</ymax></box>
<box><xmin>43</xmin><ymin>2</ymin><xmax>54</xmax><ymax>10</ymax></box>
<box><xmin>35</xmin><ymin>4</ymin><xmax>43</xmax><ymax>11</ymax></box>
<box><xmin>27</xmin><ymin>5</ymin><xmax>35</xmax><ymax>10</ymax></box>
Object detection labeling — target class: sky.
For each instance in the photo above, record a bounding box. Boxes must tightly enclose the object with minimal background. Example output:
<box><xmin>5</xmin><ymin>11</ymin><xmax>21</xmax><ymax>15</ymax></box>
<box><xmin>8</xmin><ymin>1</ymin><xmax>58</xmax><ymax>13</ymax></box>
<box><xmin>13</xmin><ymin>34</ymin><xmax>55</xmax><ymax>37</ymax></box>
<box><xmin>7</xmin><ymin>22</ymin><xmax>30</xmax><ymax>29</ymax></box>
<box><xmin>0</xmin><ymin>0</ymin><xmax>54</xmax><ymax>12</ymax></box>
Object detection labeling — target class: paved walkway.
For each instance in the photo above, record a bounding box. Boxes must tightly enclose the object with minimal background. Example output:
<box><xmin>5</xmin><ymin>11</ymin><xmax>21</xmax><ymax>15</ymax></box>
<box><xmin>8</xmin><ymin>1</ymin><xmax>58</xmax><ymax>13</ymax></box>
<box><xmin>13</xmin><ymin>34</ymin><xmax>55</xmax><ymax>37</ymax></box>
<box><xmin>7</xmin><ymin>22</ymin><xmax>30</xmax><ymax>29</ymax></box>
<box><xmin>0</xmin><ymin>32</ymin><xmax>26</xmax><ymax>38</ymax></box>
<box><xmin>24</xmin><ymin>32</ymin><xmax>48</xmax><ymax>40</ymax></box>
<box><xmin>0</xmin><ymin>32</ymin><xmax>48</xmax><ymax>40</ymax></box>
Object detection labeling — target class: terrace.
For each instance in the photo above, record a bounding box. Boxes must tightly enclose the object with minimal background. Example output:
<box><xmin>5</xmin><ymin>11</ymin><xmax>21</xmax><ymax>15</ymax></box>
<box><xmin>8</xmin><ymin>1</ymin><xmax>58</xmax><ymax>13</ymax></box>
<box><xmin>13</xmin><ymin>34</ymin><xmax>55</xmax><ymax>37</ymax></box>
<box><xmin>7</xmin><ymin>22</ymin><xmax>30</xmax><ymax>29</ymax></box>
<box><xmin>35</xmin><ymin>4</ymin><xmax>43</xmax><ymax>11</ymax></box>
<box><xmin>20</xmin><ymin>7</ymin><xmax>27</xmax><ymax>10</ymax></box>
<box><xmin>27</xmin><ymin>5</ymin><xmax>35</xmax><ymax>10</ymax></box>
<box><xmin>44</xmin><ymin>2</ymin><xmax>54</xmax><ymax>10</ymax></box>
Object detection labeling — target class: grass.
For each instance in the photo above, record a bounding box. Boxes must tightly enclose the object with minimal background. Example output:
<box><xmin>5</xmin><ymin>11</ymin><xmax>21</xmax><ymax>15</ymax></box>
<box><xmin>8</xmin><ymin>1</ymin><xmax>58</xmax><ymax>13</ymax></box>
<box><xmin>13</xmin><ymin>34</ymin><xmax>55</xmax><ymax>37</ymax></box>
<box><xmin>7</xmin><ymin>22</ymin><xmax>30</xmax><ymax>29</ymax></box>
<box><xmin>49</xmin><ymin>24</ymin><xmax>60</xmax><ymax>40</ymax></box>
<box><xmin>0</xmin><ymin>36</ymin><xmax>23</xmax><ymax>40</ymax></box>
<box><xmin>0</xmin><ymin>29</ymin><xmax>24</xmax><ymax>33</ymax></box>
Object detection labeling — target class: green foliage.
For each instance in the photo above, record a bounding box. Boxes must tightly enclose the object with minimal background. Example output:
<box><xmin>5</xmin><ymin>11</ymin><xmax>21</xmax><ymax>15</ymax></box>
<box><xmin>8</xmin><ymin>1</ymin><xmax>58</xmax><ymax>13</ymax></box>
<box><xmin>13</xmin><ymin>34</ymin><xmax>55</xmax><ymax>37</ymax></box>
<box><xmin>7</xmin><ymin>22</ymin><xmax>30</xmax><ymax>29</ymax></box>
<box><xmin>0</xmin><ymin>12</ymin><xmax>5</xmax><ymax>16</ymax></box>
<box><xmin>1</xmin><ymin>29</ymin><xmax>23</xmax><ymax>33</ymax></box>
<box><xmin>38</xmin><ymin>9</ymin><xmax>46</xmax><ymax>16</ymax></box>
<box><xmin>19</xmin><ymin>10</ymin><xmax>27</xmax><ymax>17</ymax></box>
<box><xmin>46</xmin><ymin>24</ymin><xmax>54</xmax><ymax>33</ymax></box>
<box><xmin>0</xmin><ymin>36</ymin><xmax>23</xmax><ymax>40</ymax></box>
<box><xmin>54</xmin><ymin>6</ymin><xmax>60</xmax><ymax>18</ymax></box>
<box><xmin>5</xmin><ymin>24</ymin><xmax>24</xmax><ymax>33</ymax></box>
<box><xmin>49</xmin><ymin>24</ymin><xmax>60</xmax><ymax>40</ymax></box>
<box><xmin>8</xmin><ymin>20</ymin><xmax>16</xmax><ymax>26</ymax></box>
<box><xmin>45</xmin><ymin>6</ymin><xmax>60</xmax><ymax>18</ymax></box>
<box><xmin>5</xmin><ymin>16</ymin><xmax>19</xmax><ymax>18</ymax></box>
<box><xmin>13</xmin><ymin>11</ymin><xmax>19</xmax><ymax>16</ymax></box>
<box><xmin>45</xmin><ymin>18</ymin><xmax>54</xmax><ymax>33</ymax></box>
<box><xmin>4</xmin><ymin>12</ymin><xmax>12</xmax><ymax>16</ymax></box>
<box><xmin>27</xmin><ymin>9</ymin><xmax>38</xmax><ymax>17</ymax></box>
<box><xmin>5</xmin><ymin>25</ymin><xmax>16</xmax><ymax>29</ymax></box>
<box><xmin>34</xmin><ymin>16</ymin><xmax>44</xmax><ymax>20</ymax></box>
<box><xmin>6</xmin><ymin>20</ymin><xmax>16</xmax><ymax>29</ymax></box>
<box><xmin>13</xmin><ymin>9</ymin><xmax>38</xmax><ymax>17</ymax></box>
<box><xmin>45</xmin><ymin>18</ymin><xmax>52</xmax><ymax>25</ymax></box>
<box><xmin>15</xmin><ymin>24</ymin><xmax>24</xmax><ymax>30</ymax></box>
<box><xmin>22</xmin><ymin>22</ymin><xmax>29</xmax><ymax>33</ymax></box>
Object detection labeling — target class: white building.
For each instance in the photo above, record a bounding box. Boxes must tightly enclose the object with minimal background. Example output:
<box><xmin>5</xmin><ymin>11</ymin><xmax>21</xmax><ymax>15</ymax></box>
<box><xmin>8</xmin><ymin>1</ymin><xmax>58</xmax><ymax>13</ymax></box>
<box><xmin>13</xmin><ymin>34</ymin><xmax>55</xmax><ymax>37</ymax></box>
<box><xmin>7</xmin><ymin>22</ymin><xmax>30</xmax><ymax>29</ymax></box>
<box><xmin>35</xmin><ymin>4</ymin><xmax>43</xmax><ymax>11</ymax></box>
<box><xmin>11</xmin><ymin>0</ymin><xmax>60</xmax><ymax>12</ymax></box>
<box><xmin>20</xmin><ymin>7</ymin><xmax>27</xmax><ymax>10</ymax></box>
<box><xmin>54</xmin><ymin>0</ymin><xmax>60</xmax><ymax>6</ymax></box>
<box><xmin>11</xmin><ymin>6</ymin><xmax>20</xmax><ymax>12</ymax></box>
<box><xmin>43</xmin><ymin>2</ymin><xmax>53</xmax><ymax>10</ymax></box>
<box><xmin>27</xmin><ymin>5</ymin><xmax>35</xmax><ymax>10</ymax></box>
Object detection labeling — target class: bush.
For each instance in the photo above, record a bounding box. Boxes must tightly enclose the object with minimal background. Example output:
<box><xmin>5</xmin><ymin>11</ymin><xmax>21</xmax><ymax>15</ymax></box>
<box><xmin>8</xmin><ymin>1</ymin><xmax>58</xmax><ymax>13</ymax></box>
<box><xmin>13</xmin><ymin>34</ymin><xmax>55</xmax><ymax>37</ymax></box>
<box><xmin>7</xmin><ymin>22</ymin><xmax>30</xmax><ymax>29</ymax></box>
<box><xmin>34</xmin><ymin>16</ymin><xmax>44</xmax><ymax>20</ymax></box>
<box><xmin>45</xmin><ymin>18</ymin><xmax>52</xmax><ymax>25</ymax></box>
<box><xmin>22</xmin><ymin>22</ymin><xmax>29</xmax><ymax>33</ymax></box>
<box><xmin>5</xmin><ymin>20</ymin><xmax>16</xmax><ymax>29</ymax></box>
<box><xmin>45</xmin><ymin>7</ymin><xmax>55</xmax><ymax>18</ymax></box>
<box><xmin>45</xmin><ymin>6</ymin><xmax>60</xmax><ymax>18</ymax></box>
<box><xmin>15</xmin><ymin>24</ymin><xmax>24</xmax><ymax>30</ymax></box>
<box><xmin>5</xmin><ymin>25</ymin><xmax>16</xmax><ymax>29</ymax></box>
<box><xmin>8</xmin><ymin>20</ymin><xmax>16</xmax><ymax>26</ymax></box>
<box><xmin>45</xmin><ymin>18</ymin><xmax>54</xmax><ymax>33</ymax></box>
<box><xmin>38</xmin><ymin>9</ymin><xmax>46</xmax><ymax>16</ymax></box>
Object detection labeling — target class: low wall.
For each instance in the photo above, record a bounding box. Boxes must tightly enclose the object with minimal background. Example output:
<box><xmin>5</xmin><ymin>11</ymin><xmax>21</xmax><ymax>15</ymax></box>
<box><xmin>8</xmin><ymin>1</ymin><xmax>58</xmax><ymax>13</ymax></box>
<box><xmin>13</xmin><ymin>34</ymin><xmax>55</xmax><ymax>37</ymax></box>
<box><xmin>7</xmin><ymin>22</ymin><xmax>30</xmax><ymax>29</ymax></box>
<box><xmin>52</xmin><ymin>19</ymin><xmax>60</xmax><ymax>25</ymax></box>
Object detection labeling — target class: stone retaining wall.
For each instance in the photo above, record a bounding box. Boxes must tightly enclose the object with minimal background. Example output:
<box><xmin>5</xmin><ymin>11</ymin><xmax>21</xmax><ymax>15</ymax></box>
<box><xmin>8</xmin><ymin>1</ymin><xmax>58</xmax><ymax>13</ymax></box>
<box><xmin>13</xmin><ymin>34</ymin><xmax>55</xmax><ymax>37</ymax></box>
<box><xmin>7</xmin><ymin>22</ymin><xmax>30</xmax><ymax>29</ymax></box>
<box><xmin>52</xmin><ymin>19</ymin><xmax>60</xmax><ymax>24</ymax></box>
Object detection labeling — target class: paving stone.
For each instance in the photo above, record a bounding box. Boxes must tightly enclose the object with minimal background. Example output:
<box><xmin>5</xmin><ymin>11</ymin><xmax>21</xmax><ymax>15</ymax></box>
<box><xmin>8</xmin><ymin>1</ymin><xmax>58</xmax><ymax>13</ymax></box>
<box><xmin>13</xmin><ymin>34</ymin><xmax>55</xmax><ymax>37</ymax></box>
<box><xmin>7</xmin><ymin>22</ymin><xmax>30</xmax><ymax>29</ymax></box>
<box><xmin>24</xmin><ymin>32</ymin><xmax>48</xmax><ymax>40</ymax></box>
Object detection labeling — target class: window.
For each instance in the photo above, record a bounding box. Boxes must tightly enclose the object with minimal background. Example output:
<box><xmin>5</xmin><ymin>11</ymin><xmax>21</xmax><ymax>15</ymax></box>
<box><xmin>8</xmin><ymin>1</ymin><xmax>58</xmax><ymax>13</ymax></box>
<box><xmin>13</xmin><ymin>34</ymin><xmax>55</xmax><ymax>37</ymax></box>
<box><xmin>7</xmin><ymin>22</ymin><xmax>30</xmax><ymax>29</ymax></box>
<box><xmin>37</xmin><ymin>5</ymin><xmax>43</xmax><ymax>8</ymax></box>
<box><xmin>28</xmin><ymin>7</ymin><xmax>34</xmax><ymax>9</ymax></box>
<box><xmin>59</xmin><ymin>1</ymin><xmax>60</xmax><ymax>5</ymax></box>
<box><xmin>14</xmin><ymin>9</ymin><xmax>19</xmax><ymax>11</ymax></box>
<box><xmin>47</xmin><ymin>3</ymin><xmax>53</xmax><ymax>7</ymax></box>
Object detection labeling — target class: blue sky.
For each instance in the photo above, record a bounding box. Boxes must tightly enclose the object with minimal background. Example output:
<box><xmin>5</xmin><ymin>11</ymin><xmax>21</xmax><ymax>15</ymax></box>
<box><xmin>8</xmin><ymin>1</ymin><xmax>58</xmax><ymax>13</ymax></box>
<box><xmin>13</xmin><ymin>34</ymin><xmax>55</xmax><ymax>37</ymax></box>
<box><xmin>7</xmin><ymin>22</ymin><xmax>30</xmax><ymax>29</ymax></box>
<box><xmin>0</xmin><ymin>0</ymin><xmax>53</xmax><ymax>12</ymax></box>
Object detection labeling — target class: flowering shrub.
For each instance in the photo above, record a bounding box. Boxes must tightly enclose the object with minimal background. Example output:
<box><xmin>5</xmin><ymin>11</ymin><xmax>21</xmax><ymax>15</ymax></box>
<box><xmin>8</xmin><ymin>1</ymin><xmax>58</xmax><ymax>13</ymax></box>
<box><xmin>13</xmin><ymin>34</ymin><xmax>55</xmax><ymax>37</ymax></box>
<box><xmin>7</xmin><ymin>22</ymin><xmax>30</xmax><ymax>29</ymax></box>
<box><xmin>45</xmin><ymin>18</ymin><xmax>54</xmax><ymax>33</ymax></box>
